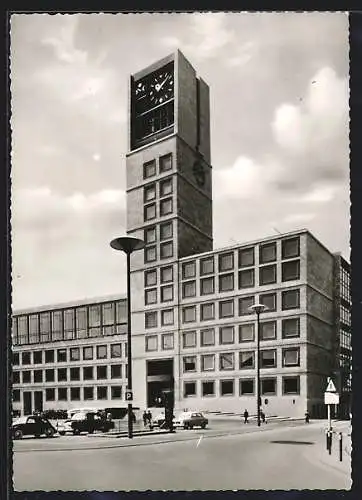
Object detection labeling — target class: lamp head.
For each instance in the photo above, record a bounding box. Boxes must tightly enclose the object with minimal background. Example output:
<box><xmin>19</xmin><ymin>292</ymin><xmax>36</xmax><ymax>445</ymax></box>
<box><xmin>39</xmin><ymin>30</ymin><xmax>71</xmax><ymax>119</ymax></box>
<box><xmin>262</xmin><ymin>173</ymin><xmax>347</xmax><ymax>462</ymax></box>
<box><xmin>110</xmin><ymin>236</ymin><xmax>145</xmax><ymax>255</ymax></box>
<box><xmin>248</xmin><ymin>302</ymin><xmax>268</xmax><ymax>315</ymax></box>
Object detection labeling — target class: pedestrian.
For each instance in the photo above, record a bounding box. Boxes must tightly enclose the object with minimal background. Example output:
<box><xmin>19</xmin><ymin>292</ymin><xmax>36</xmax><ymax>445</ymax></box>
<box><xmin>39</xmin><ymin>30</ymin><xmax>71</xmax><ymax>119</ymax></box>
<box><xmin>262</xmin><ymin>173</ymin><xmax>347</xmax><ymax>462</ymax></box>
<box><xmin>260</xmin><ymin>410</ymin><xmax>266</xmax><ymax>424</ymax></box>
<box><xmin>243</xmin><ymin>409</ymin><xmax>249</xmax><ymax>424</ymax></box>
<box><xmin>143</xmin><ymin>410</ymin><xmax>148</xmax><ymax>427</ymax></box>
<box><xmin>147</xmin><ymin>410</ymin><xmax>153</xmax><ymax>428</ymax></box>
<box><xmin>305</xmin><ymin>411</ymin><xmax>310</xmax><ymax>423</ymax></box>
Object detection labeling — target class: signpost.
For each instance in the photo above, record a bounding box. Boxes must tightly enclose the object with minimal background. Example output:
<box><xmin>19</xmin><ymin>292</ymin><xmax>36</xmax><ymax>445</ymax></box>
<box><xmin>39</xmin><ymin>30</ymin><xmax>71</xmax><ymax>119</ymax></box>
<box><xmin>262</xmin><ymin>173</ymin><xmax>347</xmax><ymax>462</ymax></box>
<box><xmin>125</xmin><ymin>390</ymin><xmax>133</xmax><ymax>402</ymax></box>
<box><xmin>324</xmin><ymin>377</ymin><xmax>339</xmax><ymax>431</ymax></box>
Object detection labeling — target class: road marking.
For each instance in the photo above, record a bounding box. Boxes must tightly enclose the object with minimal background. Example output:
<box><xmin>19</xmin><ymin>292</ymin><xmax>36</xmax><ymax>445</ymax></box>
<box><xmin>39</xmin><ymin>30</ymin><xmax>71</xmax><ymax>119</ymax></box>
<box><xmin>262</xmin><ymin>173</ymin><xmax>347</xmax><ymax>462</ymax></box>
<box><xmin>196</xmin><ymin>436</ymin><xmax>203</xmax><ymax>448</ymax></box>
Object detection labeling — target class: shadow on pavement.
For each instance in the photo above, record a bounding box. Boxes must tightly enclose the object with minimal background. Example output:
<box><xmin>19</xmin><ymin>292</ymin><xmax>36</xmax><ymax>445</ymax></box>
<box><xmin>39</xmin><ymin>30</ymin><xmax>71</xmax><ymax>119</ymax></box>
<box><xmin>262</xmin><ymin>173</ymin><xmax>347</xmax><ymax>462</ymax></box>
<box><xmin>270</xmin><ymin>440</ymin><xmax>315</xmax><ymax>445</ymax></box>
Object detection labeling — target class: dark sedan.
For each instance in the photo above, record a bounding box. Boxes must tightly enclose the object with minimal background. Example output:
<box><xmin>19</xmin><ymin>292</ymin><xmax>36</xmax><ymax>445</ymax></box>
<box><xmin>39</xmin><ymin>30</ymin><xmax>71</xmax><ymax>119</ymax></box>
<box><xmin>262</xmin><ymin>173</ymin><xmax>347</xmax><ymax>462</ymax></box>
<box><xmin>12</xmin><ymin>415</ymin><xmax>57</xmax><ymax>439</ymax></box>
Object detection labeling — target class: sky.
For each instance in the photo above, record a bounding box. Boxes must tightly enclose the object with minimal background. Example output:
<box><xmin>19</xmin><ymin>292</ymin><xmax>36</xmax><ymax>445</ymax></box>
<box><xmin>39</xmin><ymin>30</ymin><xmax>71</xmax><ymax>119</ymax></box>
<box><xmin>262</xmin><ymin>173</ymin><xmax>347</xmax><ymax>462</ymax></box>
<box><xmin>10</xmin><ymin>12</ymin><xmax>350</xmax><ymax>310</ymax></box>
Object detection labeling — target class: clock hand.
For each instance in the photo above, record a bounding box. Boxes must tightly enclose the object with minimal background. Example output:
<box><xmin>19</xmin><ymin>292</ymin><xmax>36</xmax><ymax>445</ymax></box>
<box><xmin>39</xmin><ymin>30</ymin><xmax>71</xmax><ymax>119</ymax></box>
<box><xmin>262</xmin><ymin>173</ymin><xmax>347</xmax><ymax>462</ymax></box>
<box><xmin>156</xmin><ymin>75</ymin><xmax>170</xmax><ymax>92</ymax></box>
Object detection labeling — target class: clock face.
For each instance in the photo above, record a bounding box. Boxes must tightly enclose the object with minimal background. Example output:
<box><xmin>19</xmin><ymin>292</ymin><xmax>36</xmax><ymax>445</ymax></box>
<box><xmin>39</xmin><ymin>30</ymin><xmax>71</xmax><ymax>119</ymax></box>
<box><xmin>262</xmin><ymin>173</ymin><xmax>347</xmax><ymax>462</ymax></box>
<box><xmin>133</xmin><ymin>63</ymin><xmax>174</xmax><ymax>115</ymax></box>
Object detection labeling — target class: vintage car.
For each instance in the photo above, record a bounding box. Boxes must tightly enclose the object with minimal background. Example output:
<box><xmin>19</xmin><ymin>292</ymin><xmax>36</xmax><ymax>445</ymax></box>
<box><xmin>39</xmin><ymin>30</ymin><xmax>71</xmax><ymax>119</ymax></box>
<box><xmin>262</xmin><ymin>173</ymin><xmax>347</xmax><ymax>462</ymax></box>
<box><xmin>173</xmin><ymin>411</ymin><xmax>208</xmax><ymax>429</ymax></box>
<box><xmin>12</xmin><ymin>415</ymin><xmax>57</xmax><ymax>439</ymax></box>
<box><xmin>58</xmin><ymin>411</ymin><xmax>114</xmax><ymax>435</ymax></box>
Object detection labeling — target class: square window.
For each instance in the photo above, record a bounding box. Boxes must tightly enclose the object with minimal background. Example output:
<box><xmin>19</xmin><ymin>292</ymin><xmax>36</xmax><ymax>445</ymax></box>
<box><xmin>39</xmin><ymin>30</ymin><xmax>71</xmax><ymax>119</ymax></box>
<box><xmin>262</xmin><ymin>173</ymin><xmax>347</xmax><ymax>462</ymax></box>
<box><xmin>111</xmin><ymin>365</ymin><xmax>122</xmax><ymax>378</ymax></box>
<box><xmin>160</xmin><ymin>266</ymin><xmax>173</xmax><ymax>283</ymax></box>
<box><xmin>238</xmin><ymin>296</ymin><xmax>254</xmax><ymax>315</ymax></box>
<box><xmin>184</xmin><ymin>381</ymin><xmax>196</xmax><ymax>397</ymax></box>
<box><xmin>202</xmin><ymin>380</ymin><xmax>215</xmax><ymax>396</ymax></box>
<box><xmin>144</xmin><ymin>226</ymin><xmax>156</xmax><ymax>244</ymax></box>
<box><xmin>57</xmin><ymin>368</ymin><xmax>67</xmax><ymax>381</ymax></box>
<box><xmin>219</xmin><ymin>252</ymin><xmax>234</xmax><ymax>272</ymax></box>
<box><xmin>282</xmin><ymin>348</ymin><xmax>300</xmax><ymax>367</ymax></box>
<box><xmin>161</xmin><ymin>309</ymin><xmax>174</xmax><ymax>326</ymax></box>
<box><xmin>260</xmin><ymin>242</ymin><xmax>277</xmax><ymax>264</ymax></box>
<box><xmin>219</xmin><ymin>273</ymin><xmax>234</xmax><ymax>292</ymax></box>
<box><xmin>282</xmin><ymin>237</ymin><xmax>300</xmax><ymax>259</ymax></box>
<box><xmin>33</xmin><ymin>351</ymin><xmax>43</xmax><ymax>364</ymax></box>
<box><xmin>282</xmin><ymin>260</ymin><xmax>300</xmax><ymax>281</ymax></box>
<box><xmin>261</xmin><ymin>378</ymin><xmax>277</xmax><ymax>395</ymax></box>
<box><xmin>145</xmin><ymin>288</ymin><xmax>157</xmax><ymax>305</ymax></box>
<box><xmin>283</xmin><ymin>376</ymin><xmax>300</xmax><ymax>394</ymax></box>
<box><xmin>160</xmin><ymin>221</ymin><xmax>173</xmax><ymax>240</ymax></box>
<box><xmin>46</xmin><ymin>388</ymin><xmax>55</xmax><ymax>401</ymax></box>
<box><xmin>200</xmin><ymin>277</ymin><xmax>214</xmax><ymax>295</ymax></box>
<box><xmin>13</xmin><ymin>371</ymin><xmax>20</xmax><ymax>384</ymax></box>
<box><xmin>219</xmin><ymin>300</ymin><xmax>234</xmax><ymax>318</ymax></box>
<box><xmin>160</xmin><ymin>242</ymin><xmax>173</xmax><ymax>259</ymax></box>
<box><xmin>34</xmin><ymin>369</ymin><xmax>43</xmax><ymax>383</ymax></box>
<box><xmin>13</xmin><ymin>390</ymin><xmax>20</xmax><ymax>402</ymax></box>
<box><xmin>201</xmin><ymin>354</ymin><xmax>215</xmax><ymax>371</ymax></box>
<box><xmin>144</xmin><ymin>203</ymin><xmax>156</xmax><ymax>221</ymax></box>
<box><xmin>220</xmin><ymin>352</ymin><xmax>234</xmax><ymax>370</ymax></box>
<box><xmin>239</xmin><ymin>269</ymin><xmax>255</xmax><ymax>289</ymax></box>
<box><xmin>160</xmin><ymin>178</ymin><xmax>173</xmax><ymax>197</ymax></box>
<box><xmin>70</xmin><ymin>367</ymin><xmax>80</xmax><ymax>381</ymax></box>
<box><xmin>58</xmin><ymin>388</ymin><xmax>67</xmax><ymax>401</ymax></box>
<box><xmin>143</xmin><ymin>160</ymin><xmax>156</xmax><ymax>179</ymax></box>
<box><xmin>145</xmin><ymin>311</ymin><xmax>158</xmax><ymax>329</ymax></box>
<box><xmin>97</xmin><ymin>386</ymin><xmax>108</xmax><ymax>400</ymax></box>
<box><xmin>111</xmin><ymin>344</ymin><xmax>122</xmax><ymax>358</ymax></box>
<box><xmin>97</xmin><ymin>365</ymin><xmax>108</xmax><ymax>379</ymax></box>
<box><xmin>260</xmin><ymin>321</ymin><xmax>276</xmax><ymax>341</ymax></box>
<box><xmin>182</xmin><ymin>280</ymin><xmax>196</xmax><ymax>298</ymax></box>
<box><xmin>45</xmin><ymin>369</ymin><xmax>55</xmax><ymax>382</ymax></box>
<box><xmin>240</xmin><ymin>379</ymin><xmax>254</xmax><ymax>395</ymax></box>
<box><xmin>97</xmin><ymin>345</ymin><xmax>107</xmax><ymax>359</ymax></box>
<box><xmin>261</xmin><ymin>350</ymin><xmax>276</xmax><ymax>368</ymax></box>
<box><xmin>240</xmin><ymin>351</ymin><xmax>255</xmax><ymax>369</ymax></box>
<box><xmin>201</xmin><ymin>328</ymin><xmax>215</xmax><ymax>346</ymax></box>
<box><xmin>259</xmin><ymin>265</ymin><xmax>277</xmax><ymax>285</ymax></box>
<box><xmin>145</xmin><ymin>246</ymin><xmax>157</xmax><ymax>263</ymax></box>
<box><xmin>70</xmin><ymin>347</ymin><xmax>80</xmax><ymax>361</ymax></box>
<box><xmin>200</xmin><ymin>257</ymin><xmax>214</xmax><ymax>275</ymax></box>
<box><xmin>282</xmin><ymin>289</ymin><xmax>300</xmax><ymax>310</ymax></box>
<box><xmin>282</xmin><ymin>318</ymin><xmax>300</xmax><ymax>338</ymax></box>
<box><xmin>57</xmin><ymin>349</ymin><xmax>67</xmax><ymax>363</ymax></box>
<box><xmin>70</xmin><ymin>387</ymin><xmax>80</xmax><ymax>401</ymax></box>
<box><xmin>183</xmin><ymin>331</ymin><xmax>197</xmax><ymax>348</ymax></box>
<box><xmin>160</xmin><ymin>153</ymin><xmax>172</xmax><ymax>173</ymax></box>
<box><xmin>160</xmin><ymin>197</ymin><xmax>173</xmax><ymax>216</ymax></box>
<box><xmin>146</xmin><ymin>335</ymin><xmax>158</xmax><ymax>352</ymax></box>
<box><xmin>83</xmin><ymin>346</ymin><xmax>93</xmax><ymax>360</ymax></box>
<box><xmin>162</xmin><ymin>333</ymin><xmax>174</xmax><ymax>350</ymax></box>
<box><xmin>239</xmin><ymin>323</ymin><xmax>255</xmax><ymax>342</ymax></box>
<box><xmin>84</xmin><ymin>387</ymin><xmax>94</xmax><ymax>400</ymax></box>
<box><xmin>182</xmin><ymin>261</ymin><xmax>196</xmax><ymax>279</ymax></box>
<box><xmin>183</xmin><ymin>356</ymin><xmax>196</xmax><ymax>372</ymax></box>
<box><xmin>260</xmin><ymin>293</ymin><xmax>276</xmax><ymax>312</ymax></box>
<box><xmin>182</xmin><ymin>306</ymin><xmax>196</xmax><ymax>323</ymax></box>
<box><xmin>45</xmin><ymin>350</ymin><xmax>54</xmax><ymax>363</ymax></box>
<box><xmin>111</xmin><ymin>386</ymin><xmax>122</xmax><ymax>400</ymax></box>
<box><xmin>220</xmin><ymin>326</ymin><xmax>234</xmax><ymax>344</ymax></box>
<box><xmin>145</xmin><ymin>269</ymin><xmax>157</xmax><ymax>287</ymax></box>
<box><xmin>144</xmin><ymin>184</ymin><xmax>156</xmax><ymax>202</ymax></box>
<box><xmin>220</xmin><ymin>380</ymin><xmax>234</xmax><ymax>396</ymax></box>
<box><xmin>83</xmin><ymin>366</ymin><xmax>94</xmax><ymax>380</ymax></box>
<box><xmin>161</xmin><ymin>285</ymin><xmax>173</xmax><ymax>302</ymax></box>
<box><xmin>239</xmin><ymin>247</ymin><xmax>255</xmax><ymax>267</ymax></box>
<box><xmin>200</xmin><ymin>302</ymin><xmax>215</xmax><ymax>321</ymax></box>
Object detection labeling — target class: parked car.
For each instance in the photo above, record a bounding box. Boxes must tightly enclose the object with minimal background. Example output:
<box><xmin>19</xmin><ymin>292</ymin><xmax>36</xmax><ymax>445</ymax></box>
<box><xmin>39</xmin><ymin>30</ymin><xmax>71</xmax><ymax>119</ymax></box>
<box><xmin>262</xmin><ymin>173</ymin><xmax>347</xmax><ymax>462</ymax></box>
<box><xmin>58</xmin><ymin>411</ymin><xmax>114</xmax><ymax>435</ymax></box>
<box><xmin>12</xmin><ymin>415</ymin><xmax>57</xmax><ymax>439</ymax></box>
<box><xmin>173</xmin><ymin>411</ymin><xmax>208</xmax><ymax>429</ymax></box>
<box><xmin>152</xmin><ymin>411</ymin><xmax>166</xmax><ymax>427</ymax></box>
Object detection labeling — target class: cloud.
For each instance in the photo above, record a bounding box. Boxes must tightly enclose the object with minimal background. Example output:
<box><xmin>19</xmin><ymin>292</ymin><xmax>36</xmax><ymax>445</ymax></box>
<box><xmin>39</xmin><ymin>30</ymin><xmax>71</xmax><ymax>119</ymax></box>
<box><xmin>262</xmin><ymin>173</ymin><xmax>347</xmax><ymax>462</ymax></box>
<box><xmin>41</xmin><ymin>15</ymin><xmax>87</xmax><ymax>65</ymax></box>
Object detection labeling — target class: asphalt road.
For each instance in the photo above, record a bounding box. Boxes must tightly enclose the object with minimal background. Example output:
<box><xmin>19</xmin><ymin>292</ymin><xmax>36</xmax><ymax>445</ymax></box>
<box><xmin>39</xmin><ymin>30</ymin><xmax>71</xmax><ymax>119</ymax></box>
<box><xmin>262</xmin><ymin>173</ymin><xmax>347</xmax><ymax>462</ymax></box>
<box><xmin>13</xmin><ymin>421</ymin><xmax>351</xmax><ymax>491</ymax></box>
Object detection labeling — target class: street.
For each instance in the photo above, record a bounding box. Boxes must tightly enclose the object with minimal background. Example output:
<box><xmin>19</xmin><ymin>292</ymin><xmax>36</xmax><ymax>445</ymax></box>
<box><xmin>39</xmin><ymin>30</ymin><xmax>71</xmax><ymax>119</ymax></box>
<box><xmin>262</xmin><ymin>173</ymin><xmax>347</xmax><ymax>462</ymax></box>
<box><xmin>13</xmin><ymin>420</ymin><xmax>351</xmax><ymax>491</ymax></box>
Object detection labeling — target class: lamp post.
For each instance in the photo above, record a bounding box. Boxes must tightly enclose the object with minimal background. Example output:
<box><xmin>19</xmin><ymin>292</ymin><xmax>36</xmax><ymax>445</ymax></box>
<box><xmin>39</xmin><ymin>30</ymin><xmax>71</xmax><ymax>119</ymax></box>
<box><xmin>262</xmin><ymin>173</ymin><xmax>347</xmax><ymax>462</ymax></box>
<box><xmin>110</xmin><ymin>236</ymin><xmax>144</xmax><ymax>439</ymax></box>
<box><xmin>248</xmin><ymin>302</ymin><xmax>268</xmax><ymax>427</ymax></box>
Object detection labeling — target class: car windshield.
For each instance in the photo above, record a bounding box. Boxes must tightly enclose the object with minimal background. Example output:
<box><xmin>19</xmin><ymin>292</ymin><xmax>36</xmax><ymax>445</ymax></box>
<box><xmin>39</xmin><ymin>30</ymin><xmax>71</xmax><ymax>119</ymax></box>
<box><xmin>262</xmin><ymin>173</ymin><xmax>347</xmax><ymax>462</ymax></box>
<box><xmin>13</xmin><ymin>417</ymin><xmax>27</xmax><ymax>425</ymax></box>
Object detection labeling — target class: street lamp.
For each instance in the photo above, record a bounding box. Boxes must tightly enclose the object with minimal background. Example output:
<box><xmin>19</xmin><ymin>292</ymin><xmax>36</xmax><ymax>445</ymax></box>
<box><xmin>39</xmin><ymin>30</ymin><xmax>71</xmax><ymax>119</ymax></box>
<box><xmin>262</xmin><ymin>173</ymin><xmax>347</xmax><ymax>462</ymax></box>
<box><xmin>110</xmin><ymin>236</ymin><xmax>145</xmax><ymax>439</ymax></box>
<box><xmin>248</xmin><ymin>302</ymin><xmax>268</xmax><ymax>427</ymax></box>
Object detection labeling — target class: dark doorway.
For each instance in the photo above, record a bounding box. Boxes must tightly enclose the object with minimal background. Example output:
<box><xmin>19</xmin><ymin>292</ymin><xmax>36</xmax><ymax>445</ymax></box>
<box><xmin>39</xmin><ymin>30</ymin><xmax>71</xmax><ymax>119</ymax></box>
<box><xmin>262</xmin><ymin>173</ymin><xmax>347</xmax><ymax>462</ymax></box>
<box><xmin>147</xmin><ymin>359</ymin><xmax>174</xmax><ymax>408</ymax></box>
<box><xmin>23</xmin><ymin>391</ymin><xmax>32</xmax><ymax>415</ymax></box>
<box><xmin>34</xmin><ymin>391</ymin><xmax>43</xmax><ymax>413</ymax></box>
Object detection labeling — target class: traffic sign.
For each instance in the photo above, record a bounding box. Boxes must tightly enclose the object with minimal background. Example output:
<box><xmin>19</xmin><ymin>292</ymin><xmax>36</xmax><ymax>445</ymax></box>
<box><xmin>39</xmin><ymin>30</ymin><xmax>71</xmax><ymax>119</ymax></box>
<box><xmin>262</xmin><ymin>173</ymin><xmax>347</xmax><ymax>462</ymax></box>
<box><xmin>325</xmin><ymin>378</ymin><xmax>337</xmax><ymax>393</ymax></box>
<box><xmin>125</xmin><ymin>390</ymin><xmax>133</xmax><ymax>401</ymax></box>
<box><xmin>324</xmin><ymin>392</ymin><xmax>340</xmax><ymax>405</ymax></box>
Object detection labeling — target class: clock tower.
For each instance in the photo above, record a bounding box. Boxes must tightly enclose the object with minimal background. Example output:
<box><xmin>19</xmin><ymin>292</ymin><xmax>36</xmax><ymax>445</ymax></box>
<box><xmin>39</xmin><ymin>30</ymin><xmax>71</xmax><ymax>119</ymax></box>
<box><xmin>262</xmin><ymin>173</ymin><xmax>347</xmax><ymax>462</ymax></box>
<box><xmin>125</xmin><ymin>50</ymin><xmax>213</xmax><ymax>408</ymax></box>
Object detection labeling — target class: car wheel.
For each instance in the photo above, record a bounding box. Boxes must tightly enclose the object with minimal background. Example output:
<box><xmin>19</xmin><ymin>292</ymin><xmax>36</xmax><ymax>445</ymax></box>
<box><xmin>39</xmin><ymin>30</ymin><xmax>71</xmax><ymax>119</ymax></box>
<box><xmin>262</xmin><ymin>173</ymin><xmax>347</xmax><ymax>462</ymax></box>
<box><xmin>201</xmin><ymin>423</ymin><xmax>206</xmax><ymax>429</ymax></box>
<box><xmin>13</xmin><ymin>429</ymin><xmax>23</xmax><ymax>440</ymax></box>
<box><xmin>73</xmin><ymin>429</ymin><xmax>80</xmax><ymax>435</ymax></box>
<box><xmin>189</xmin><ymin>425</ymin><xmax>193</xmax><ymax>430</ymax></box>
<box><xmin>88</xmin><ymin>429</ymin><xmax>94</xmax><ymax>434</ymax></box>
<box><xmin>102</xmin><ymin>428</ymin><xmax>109</xmax><ymax>433</ymax></box>
<box><xmin>45</xmin><ymin>428</ymin><xmax>55</xmax><ymax>438</ymax></box>
<box><xmin>183</xmin><ymin>423</ymin><xmax>188</xmax><ymax>430</ymax></box>
<box><xmin>59</xmin><ymin>431</ymin><xmax>65</xmax><ymax>436</ymax></box>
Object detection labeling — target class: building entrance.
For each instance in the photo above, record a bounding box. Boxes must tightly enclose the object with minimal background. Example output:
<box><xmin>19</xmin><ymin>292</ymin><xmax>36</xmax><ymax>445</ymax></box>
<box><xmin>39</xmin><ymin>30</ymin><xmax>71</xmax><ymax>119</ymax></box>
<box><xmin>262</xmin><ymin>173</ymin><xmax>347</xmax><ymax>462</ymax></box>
<box><xmin>34</xmin><ymin>391</ymin><xmax>43</xmax><ymax>413</ymax></box>
<box><xmin>23</xmin><ymin>391</ymin><xmax>32</xmax><ymax>416</ymax></box>
<box><xmin>146</xmin><ymin>359</ymin><xmax>174</xmax><ymax>408</ymax></box>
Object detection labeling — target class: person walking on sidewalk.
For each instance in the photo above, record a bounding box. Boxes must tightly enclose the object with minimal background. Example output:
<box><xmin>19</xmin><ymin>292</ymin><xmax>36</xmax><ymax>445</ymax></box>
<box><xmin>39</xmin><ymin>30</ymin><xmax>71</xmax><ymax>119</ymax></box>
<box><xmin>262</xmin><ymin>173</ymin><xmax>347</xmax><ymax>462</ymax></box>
<box><xmin>243</xmin><ymin>409</ymin><xmax>249</xmax><ymax>424</ymax></box>
<box><xmin>305</xmin><ymin>410</ymin><xmax>310</xmax><ymax>423</ymax></box>
<box><xmin>143</xmin><ymin>410</ymin><xmax>148</xmax><ymax>427</ymax></box>
<box><xmin>146</xmin><ymin>410</ymin><xmax>153</xmax><ymax>428</ymax></box>
<box><xmin>260</xmin><ymin>410</ymin><xmax>266</xmax><ymax>424</ymax></box>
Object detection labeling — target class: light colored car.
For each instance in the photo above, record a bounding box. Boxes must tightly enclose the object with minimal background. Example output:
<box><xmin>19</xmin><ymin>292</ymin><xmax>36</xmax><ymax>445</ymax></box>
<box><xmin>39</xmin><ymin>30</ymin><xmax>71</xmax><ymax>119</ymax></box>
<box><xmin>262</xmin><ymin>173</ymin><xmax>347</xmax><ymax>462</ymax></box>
<box><xmin>57</xmin><ymin>419</ymin><xmax>73</xmax><ymax>435</ymax></box>
<box><xmin>173</xmin><ymin>411</ymin><xmax>208</xmax><ymax>429</ymax></box>
<box><xmin>152</xmin><ymin>411</ymin><xmax>166</xmax><ymax>427</ymax></box>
